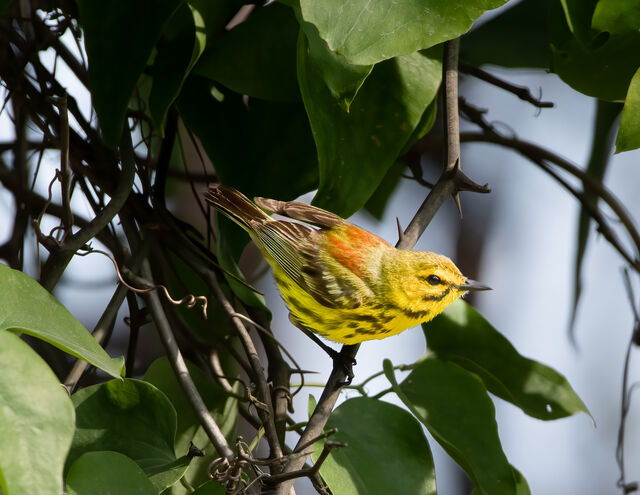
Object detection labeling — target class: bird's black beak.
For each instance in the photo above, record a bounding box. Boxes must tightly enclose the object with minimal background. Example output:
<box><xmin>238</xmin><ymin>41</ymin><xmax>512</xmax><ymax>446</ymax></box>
<box><xmin>458</xmin><ymin>279</ymin><xmax>492</xmax><ymax>291</ymax></box>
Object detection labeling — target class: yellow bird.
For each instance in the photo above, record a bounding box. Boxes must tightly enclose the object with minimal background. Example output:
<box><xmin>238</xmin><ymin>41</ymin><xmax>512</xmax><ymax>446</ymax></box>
<box><xmin>205</xmin><ymin>185</ymin><xmax>490</xmax><ymax>346</ymax></box>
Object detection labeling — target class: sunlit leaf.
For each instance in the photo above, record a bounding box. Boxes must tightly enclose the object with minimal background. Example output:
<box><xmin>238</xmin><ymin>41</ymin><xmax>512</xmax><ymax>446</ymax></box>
<box><xmin>0</xmin><ymin>263</ymin><xmax>124</xmax><ymax>378</ymax></box>
<box><xmin>66</xmin><ymin>451</ymin><xmax>157</xmax><ymax>495</ymax></box>
<box><xmin>312</xmin><ymin>397</ymin><xmax>436</xmax><ymax>495</ymax></box>
<box><xmin>386</xmin><ymin>358</ymin><xmax>524</xmax><ymax>495</ymax></box>
<box><xmin>0</xmin><ymin>331</ymin><xmax>75</xmax><ymax>495</ymax></box>
<box><xmin>299</xmin><ymin>33</ymin><xmax>441</xmax><ymax>216</ymax></box>
<box><xmin>68</xmin><ymin>379</ymin><xmax>187</xmax><ymax>492</ymax></box>
<box><xmin>423</xmin><ymin>300</ymin><xmax>591</xmax><ymax>420</ymax></box>
<box><xmin>616</xmin><ymin>67</ymin><xmax>640</xmax><ymax>152</ymax></box>
<box><xmin>299</xmin><ymin>0</ymin><xmax>507</xmax><ymax>65</ymax></box>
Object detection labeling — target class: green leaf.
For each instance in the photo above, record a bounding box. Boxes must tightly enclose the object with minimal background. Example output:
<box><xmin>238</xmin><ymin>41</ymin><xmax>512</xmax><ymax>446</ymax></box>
<box><xmin>571</xmin><ymin>100</ymin><xmax>621</xmax><ymax>335</ymax></box>
<box><xmin>364</xmin><ymin>162</ymin><xmax>406</xmax><ymax>220</ymax></box>
<box><xmin>144</xmin><ymin>357</ymin><xmax>238</xmax><ymax>493</ymax></box>
<box><xmin>75</xmin><ymin>0</ymin><xmax>182</xmax><ymax>146</ymax></box>
<box><xmin>0</xmin><ymin>263</ymin><xmax>124</xmax><ymax>378</ymax></box>
<box><xmin>191</xmin><ymin>480</ymin><xmax>226</xmax><ymax>494</ymax></box>
<box><xmin>471</xmin><ymin>468</ymin><xmax>531</xmax><ymax>495</ymax></box>
<box><xmin>616</xmin><ymin>66</ymin><xmax>640</xmax><ymax>152</ymax></box>
<box><xmin>386</xmin><ymin>358</ymin><xmax>524</xmax><ymax>495</ymax></box>
<box><xmin>551</xmin><ymin>0</ymin><xmax>640</xmax><ymax>101</ymax></box>
<box><xmin>299</xmin><ymin>0</ymin><xmax>507</xmax><ymax>66</ymax></box>
<box><xmin>149</xmin><ymin>0</ymin><xmax>234</xmax><ymax>130</ymax></box>
<box><xmin>144</xmin><ymin>355</ymin><xmax>237</xmax><ymax>495</ymax></box>
<box><xmin>195</xmin><ymin>3</ymin><xmax>300</xmax><ymax>101</ymax></box>
<box><xmin>423</xmin><ymin>300</ymin><xmax>591</xmax><ymax>420</ymax></box>
<box><xmin>460</xmin><ymin>0</ymin><xmax>551</xmax><ymax>69</ymax></box>
<box><xmin>297</xmin><ymin>10</ymin><xmax>373</xmax><ymax>110</ymax></box>
<box><xmin>558</xmin><ymin>0</ymin><xmax>599</xmax><ymax>44</ymax></box>
<box><xmin>69</xmin><ymin>379</ymin><xmax>187</xmax><ymax>492</ymax></box>
<box><xmin>0</xmin><ymin>331</ymin><xmax>75</xmax><ymax>495</ymax></box>
<box><xmin>66</xmin><ymin>451</ymin><xmax>157</xmax><ymax>495</ymax></box>
<box><xmin>298</xmin><ymin>33</ymin><xmax>442</xmax><ymax>217</ymax></box>
<box><xmin>178</xmin><ymin>76</ymin><xmax>318</xmax><ymax>201</ymax></box>
<box><xmin>312</xmin><ymin>397</ymin><xmax>436</xmax><ymax>495</ymax></box>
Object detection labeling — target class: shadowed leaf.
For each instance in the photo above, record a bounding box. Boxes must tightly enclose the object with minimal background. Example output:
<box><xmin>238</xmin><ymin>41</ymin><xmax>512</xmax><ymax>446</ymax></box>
<box><xmin>571</xmin><ymin>100</ymin><xmax>621</xmax><ymax>339</ymax></box>
<box><xmin>75</xmin><ymin>0</ymin><xmax>182</xmax><ymax>146</ymax></box>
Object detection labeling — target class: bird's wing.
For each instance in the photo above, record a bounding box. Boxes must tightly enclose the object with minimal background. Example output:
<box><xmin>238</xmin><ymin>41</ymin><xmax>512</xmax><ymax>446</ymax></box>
<box><xmin>254</xmin><ymin>197</ymin><xmax>342</xmax><ymax>229</ymax></box>
<box><xmin>253</xmin><ymin>220</ymin><xmax>368</xmax><ymax>309</ymax></box>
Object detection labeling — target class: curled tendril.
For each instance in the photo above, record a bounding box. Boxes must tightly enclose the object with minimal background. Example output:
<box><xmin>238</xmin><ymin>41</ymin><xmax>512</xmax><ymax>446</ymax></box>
<box><xmin>208</xmin><ymin>457</ymin><xmax>251</xmax><ymax>494</ymax></box>
<box><xmin>76</xmin><ymin>247</ymin><xmax>208</xmax><ymax>318</ymax></box>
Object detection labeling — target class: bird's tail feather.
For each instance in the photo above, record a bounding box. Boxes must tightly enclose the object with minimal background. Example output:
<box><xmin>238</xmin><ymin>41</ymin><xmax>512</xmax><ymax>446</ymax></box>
<box><xmin>204</xmin><ymin>185</ymin><xmax>271</xmax><ymax>232</ymax></box>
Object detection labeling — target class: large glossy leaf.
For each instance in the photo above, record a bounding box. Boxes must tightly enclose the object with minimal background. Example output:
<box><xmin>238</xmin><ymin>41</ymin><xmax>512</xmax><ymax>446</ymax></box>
<box><xmin>0</xmin><ymin>331</ymin><xmax>75</xmax><ymax>495</ymax></box>
<box><xmin>616</xmin><ymin>67</ymin><xmax>640</xmax><ymax>152</ymax></box>
<box><xmin>0</xmin><ymin>263</ymin><xmax>124</xmax><ymax>378</ymax></box>
<box><xmin>386</xmin><ymin>358</ymin><xmax>523</xmax><ymax>495</ymax></box>
<box><xmin>195</xmin><ymin>3</ymin><xmax>300</xmax><ymax>101</ymax></box>
<box><xmin>178</xmin><ymin>76</ymin><xmax>318</xmax><ymax>201</ymax></box>
<box><xmin>312</xmin><ymin>397</ymin><xmax>436</xmax><ymax>495</ymax></box>
<box><xmin>423</xmin><ymin>300</ymin><xmax>590</xmax><ymax>420</ymax></box>
<box><xmin>68</xmin><ymin>379</ymin><xmax>188</xmax><ymax>492</ymax></box>
<box><xmin>460</xmin><ymin>0</ymin><xmax>551</xmax><ymax>69</ymax></box>
<box><xmin>149</xmin><ymin>0</ymin><xmax>235</xmax><ymax>129</ymax></box>
<box><xmin>296</xmin><ymin>9</ymin><xmax>373</xmax><ymax>111</ymax></box>
<box><xmin>75</xmin><ymin>0</ymin><xmax>182</xmax><ymax>146</ymax></box>
<box><xmin>299</xmin><ymin>0</ymin><xmax>507</xmax><ymax>66</ymax></box>
<box><xmin>571</xmin><ymin>100</ymin><xmax>621</xmax><ymax>335</ymax></box>
<box><xmin>298</xmin><ymin>34</ymin><xmax>441</xmax><ymax>217</ymax></box>
<box><xmin>66</xmin><ymin>451</ymin><xmax>157</xmax><ymax>495</ymax></box>
<box><xmin>551</xmin><ymin>0</ymin><xmax>640</xmax><ymax>101</ymax></box>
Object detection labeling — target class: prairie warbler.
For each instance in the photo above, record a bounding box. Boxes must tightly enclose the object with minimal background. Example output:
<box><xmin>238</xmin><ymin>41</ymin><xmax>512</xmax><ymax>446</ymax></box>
<box><xmin>205</xmin><ymin>185</ymin><xmax>490</xmax><ymax>345</ymax></box>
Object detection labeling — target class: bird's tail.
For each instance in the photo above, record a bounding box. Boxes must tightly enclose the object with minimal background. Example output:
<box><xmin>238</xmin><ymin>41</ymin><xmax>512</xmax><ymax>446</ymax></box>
<box><xmin>204</xmin><ymin>185</ymin><xmax>271</xmax><ymax>232</ymax></box>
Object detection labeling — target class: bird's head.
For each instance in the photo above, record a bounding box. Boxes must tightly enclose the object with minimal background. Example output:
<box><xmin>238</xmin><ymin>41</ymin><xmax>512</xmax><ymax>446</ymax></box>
<box><xmin>382</xmin><ymin>250</ymin><xmax>491</xmax><ymax>319</ymax></box>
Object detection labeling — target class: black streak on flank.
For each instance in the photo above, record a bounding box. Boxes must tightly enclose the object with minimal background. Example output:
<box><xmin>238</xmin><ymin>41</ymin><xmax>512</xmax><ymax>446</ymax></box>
<box><xmin>343</xmin><ymin>333</ymin><xmax>356</xmax><ymax>339</ymax></box>
<box><xmin>403</xmin><ymin>309</ymin><xmax>430</xmax><ymax>320</ymax></box>
<box><xmin>422</xmin><ymin>287</ymin><xmax>451</xmax><ymax>302</ymax></box>
<box><xmin>355</xmin><ymin>313</ymin><xmax>378</xmax><ymax>323</ymax></box>
<box><xmin>347</xmin><ymin>321</ymin><xmax>360</xmax><ymax>328</ymax></box>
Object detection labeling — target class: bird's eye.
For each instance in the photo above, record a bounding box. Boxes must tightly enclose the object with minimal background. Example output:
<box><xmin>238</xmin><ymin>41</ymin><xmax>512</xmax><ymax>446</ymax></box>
<box><xmin>426</xmin><ymin>275</ymin><xmax>441</xmax><ymax>286</ymax></box>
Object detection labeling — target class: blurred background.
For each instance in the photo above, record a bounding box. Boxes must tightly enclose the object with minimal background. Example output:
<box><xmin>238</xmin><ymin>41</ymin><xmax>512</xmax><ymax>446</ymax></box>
<box><xmin>2</xmin><ymin>7</ymin><xmax>639</xmax><ymax>495</ymax></box>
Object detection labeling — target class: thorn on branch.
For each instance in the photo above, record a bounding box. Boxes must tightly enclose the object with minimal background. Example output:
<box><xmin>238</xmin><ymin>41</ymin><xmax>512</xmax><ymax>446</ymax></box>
<box><xmin>396</xmin><ymin>217</ymin><xmax>404</xmax><ymax>244</ymax></box>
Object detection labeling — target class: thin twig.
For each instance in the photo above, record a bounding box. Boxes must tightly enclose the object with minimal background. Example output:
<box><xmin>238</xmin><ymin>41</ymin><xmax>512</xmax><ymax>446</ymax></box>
<box><xmin>208</xmin><ymin>271</ymin><xmax>284</xmax><ymax>460</ymax></box>
<box><xmin>617</xmin><ymin>270</ymin><xmax>640</xmax><ymax>494</ymax></box>
<box><xmin>460</xmin><ymin>63</ymin><xmax>554</xmax><ymax>108</ymax></box>
<box><xmin>141</xmin><ymin>259</ymin><xmax>235</xmax><ymax>461</ymax></box>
